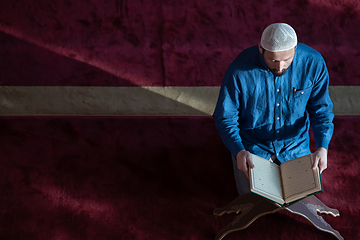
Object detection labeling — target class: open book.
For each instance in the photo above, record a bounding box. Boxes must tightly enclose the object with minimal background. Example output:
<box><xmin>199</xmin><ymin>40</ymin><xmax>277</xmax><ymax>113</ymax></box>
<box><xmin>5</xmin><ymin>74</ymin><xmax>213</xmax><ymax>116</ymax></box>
<box><xmin>249</xmin><ymin>153</ymin><xmax>322</xmax><ymax>206</ymax></box>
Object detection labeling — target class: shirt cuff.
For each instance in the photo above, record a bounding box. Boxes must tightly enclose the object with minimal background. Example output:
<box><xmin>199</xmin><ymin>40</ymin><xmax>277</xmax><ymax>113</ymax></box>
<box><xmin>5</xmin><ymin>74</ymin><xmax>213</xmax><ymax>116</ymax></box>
<box><xmin>230</xmin><ymin>142</ymin><xmax>246</xmax><ymax>159</ymax></box>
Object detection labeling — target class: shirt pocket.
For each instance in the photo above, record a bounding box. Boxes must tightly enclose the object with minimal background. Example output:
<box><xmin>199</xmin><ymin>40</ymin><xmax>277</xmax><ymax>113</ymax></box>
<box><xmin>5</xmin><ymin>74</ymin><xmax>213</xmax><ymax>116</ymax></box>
<box><xmin>293</xmin><ymin>86</ymin><xmax>312</xmax><ymax>99</ymax></box>
<box><xmin>290</xmin><ymin>85</ymin><xmax>312</xmax><ymax>115</ymax></box>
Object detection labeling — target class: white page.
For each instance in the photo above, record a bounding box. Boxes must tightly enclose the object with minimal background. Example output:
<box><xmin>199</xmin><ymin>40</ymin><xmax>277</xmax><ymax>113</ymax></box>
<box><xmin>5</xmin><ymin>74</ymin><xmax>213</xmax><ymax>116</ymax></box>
<box><xmin>250</xmin><ymin>154</ymin><xmax>283</xmax><ymax>202</ymax></box>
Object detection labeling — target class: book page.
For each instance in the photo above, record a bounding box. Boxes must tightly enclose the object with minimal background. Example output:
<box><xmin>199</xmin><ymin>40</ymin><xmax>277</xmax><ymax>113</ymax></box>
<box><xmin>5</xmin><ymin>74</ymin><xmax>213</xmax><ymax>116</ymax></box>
<box><xmin>281</xmin><ymin>154</ymin><xmax>321</xmax><ymax>202</ymax></box>
<box><xmin>250</xmin><ymin>154</ymin><xmax>284</xmax><ymax>204</ymax></box>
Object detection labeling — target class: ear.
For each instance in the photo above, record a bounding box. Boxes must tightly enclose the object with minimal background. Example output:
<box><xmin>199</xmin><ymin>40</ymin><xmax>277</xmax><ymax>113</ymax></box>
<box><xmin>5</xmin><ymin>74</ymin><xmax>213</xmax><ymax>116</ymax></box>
<box><xmin>258</xmin><ymin>42</ymin><xmax>264</xmax><ymax>54</ymax></box>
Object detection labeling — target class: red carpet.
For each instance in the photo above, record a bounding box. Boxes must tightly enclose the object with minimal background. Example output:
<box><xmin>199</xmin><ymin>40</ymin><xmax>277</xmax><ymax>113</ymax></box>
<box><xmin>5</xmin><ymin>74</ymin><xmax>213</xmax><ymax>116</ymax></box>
<box><xmin>0</xmin><ymin>0</ymin><xmax>359</xmax><ymax>239</ymax></box>
<box><xmin>0</xmin><ymin>116</ymin><xmax>359</xmax><ymax>239</ymax></box>
<box><xmin>1</xmin><ymin>0</ymin><xmax>359</xmax><ymax>86</ymax></box>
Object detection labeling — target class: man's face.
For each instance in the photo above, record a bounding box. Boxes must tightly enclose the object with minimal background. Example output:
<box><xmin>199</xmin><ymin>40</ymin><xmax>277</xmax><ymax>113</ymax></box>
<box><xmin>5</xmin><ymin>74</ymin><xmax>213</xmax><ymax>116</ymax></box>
<box><xmin>259</xmin><ymin>45</ymin><xmax>296</xmax><ymax>77</ymax></box>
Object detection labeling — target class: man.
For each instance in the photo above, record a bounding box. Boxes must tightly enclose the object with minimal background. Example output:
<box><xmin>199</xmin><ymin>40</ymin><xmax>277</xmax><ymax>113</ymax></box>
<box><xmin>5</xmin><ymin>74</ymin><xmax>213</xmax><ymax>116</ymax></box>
<box><xmin>213</xmin><ymin>23</ymin><xmax>334</xmax><ymax>195</ymax></box>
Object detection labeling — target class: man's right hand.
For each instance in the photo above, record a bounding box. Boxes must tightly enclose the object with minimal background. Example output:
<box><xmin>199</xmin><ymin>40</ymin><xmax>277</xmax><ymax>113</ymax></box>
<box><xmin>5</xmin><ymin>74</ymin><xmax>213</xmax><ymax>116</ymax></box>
<box><xmin>236</xmin><ymin>150</ymin><xmax>255</xmax><ymax>178</ymax></box>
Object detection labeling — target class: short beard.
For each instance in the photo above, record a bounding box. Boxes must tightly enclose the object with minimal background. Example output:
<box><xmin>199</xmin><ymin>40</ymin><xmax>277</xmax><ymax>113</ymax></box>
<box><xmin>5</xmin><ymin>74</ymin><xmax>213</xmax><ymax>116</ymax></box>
<box><xmin>270</xmin><ymin>68</ymin><xmax>288</xmax><ymax>77</ymax></box>
<box><xmin>261</xmin><ymin>48</ymin><xmax>290</xmax><ymax>77</ymax></box>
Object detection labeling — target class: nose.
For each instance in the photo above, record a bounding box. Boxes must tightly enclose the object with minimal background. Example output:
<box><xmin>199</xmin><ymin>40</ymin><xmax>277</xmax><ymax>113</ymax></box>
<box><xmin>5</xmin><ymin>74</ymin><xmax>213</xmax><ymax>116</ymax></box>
<box><xmin>276</xmin><ymin>61</ymin><xmax>285</xmax><ymax>72</ymax></box>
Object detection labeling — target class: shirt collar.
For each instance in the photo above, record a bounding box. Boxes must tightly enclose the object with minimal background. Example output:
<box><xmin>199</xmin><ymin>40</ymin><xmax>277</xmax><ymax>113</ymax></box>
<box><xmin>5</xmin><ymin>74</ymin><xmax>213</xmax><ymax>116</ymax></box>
<box><xmin>258</xmin><ymin>50</ymin><xmax>269</xmax><ymax>70</ymax></box>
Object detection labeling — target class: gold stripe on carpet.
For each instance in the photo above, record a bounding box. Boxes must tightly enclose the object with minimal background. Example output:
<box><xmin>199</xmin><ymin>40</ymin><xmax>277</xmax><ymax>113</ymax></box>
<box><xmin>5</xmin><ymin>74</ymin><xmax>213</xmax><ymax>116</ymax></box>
<box><xmin>0</xmin><ymin>86</ymin><xmax>358</xmax><ymax>116</ymax></box>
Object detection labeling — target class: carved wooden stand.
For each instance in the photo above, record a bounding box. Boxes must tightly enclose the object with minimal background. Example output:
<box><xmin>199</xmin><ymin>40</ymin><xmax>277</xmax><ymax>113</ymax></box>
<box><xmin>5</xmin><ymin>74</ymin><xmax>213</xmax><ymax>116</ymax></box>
<box><xmin>213</xmin><ymin>193</ymin><xmax>343</xmax><ymax>240</ymax></box>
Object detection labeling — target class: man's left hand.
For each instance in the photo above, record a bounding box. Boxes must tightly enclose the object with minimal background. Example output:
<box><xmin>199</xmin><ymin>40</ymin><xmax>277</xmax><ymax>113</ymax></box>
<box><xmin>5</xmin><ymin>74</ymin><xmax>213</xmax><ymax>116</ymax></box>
<box><xmin>312</xmin><ymin>147</ymin><xmax>328</xmax><ymax>173</ymax></box>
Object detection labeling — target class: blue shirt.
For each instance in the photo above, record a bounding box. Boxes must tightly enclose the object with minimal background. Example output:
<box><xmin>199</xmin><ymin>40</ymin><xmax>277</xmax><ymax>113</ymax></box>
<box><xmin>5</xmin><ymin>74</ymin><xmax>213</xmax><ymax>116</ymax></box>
<box><xmin>213</xmin><ymin>43</ymin><xmax>334</xmax><ymax>163</ymax></box>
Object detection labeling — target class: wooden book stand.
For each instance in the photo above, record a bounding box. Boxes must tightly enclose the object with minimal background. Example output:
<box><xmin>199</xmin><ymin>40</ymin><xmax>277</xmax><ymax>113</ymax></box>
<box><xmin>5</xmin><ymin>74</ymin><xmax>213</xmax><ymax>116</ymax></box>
<box><xmin>213</xmin><ymin>193</ymin><xmax>343</xmax><ymax>240</ymax></box>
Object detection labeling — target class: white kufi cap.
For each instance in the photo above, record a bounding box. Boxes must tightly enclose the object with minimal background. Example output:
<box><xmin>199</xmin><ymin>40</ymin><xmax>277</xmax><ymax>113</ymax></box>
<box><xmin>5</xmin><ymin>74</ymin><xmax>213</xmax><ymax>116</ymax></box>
<box><xmin>261</xmin><ymin>23</ymin><xmax>297</xmax><ymax>52</ymax></box>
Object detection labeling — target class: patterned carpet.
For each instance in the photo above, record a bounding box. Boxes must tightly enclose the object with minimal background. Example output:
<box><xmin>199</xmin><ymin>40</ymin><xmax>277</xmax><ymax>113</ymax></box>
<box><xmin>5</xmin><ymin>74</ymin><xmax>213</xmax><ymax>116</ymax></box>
<box><xmin>0</xmin><ymin>0</ymin><xmax>359</xmax><ymax>239</ymax></box>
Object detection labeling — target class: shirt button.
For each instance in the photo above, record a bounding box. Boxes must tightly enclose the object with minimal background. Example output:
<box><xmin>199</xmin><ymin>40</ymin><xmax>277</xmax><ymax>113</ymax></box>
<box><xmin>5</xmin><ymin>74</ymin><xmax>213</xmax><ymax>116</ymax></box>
<box><xmin>276</xmin><ymin>103</ymin><xmax>280</xmax><ymax>106</ymax></box>
<box><xmin>277</xmin><ymin>89</ymin><xmax>280</xmax><ymax>92</ymax></box>
<box><xmin>277</xmin><ymin>117</ymin><xmax>280</xmax><ymax>120</ymax></box>
<box><xmin>277</xmin><ymin>131</ymin><xmax>280</xmax><ymax>133</ymax></box>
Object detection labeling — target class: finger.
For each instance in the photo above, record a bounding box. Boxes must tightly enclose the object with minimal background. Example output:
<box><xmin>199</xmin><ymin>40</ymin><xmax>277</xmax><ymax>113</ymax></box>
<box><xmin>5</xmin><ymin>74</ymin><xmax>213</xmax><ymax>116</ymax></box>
<box><xmin>237</xmin><ymin>157</ymin><xmax>249</xmax><ymax>177</ymax></box>
<box><xmin>312</xmin><ymin>157</ymin><xmax>319</xmax><ymax>170</ymax></box>
<box><xmin>245</xmin><ymin>155</ymin><xmax>255</xmax><ymax>178</ymax></box>
<box><xmin>319</xmin><ymin>160</ymin><xmax>327</xmax><ymax>173</ymax></box>
<box><xmin>247</xmin><ymin>156</ymin><xmax>255</xmax><ymax>169</ymax></box>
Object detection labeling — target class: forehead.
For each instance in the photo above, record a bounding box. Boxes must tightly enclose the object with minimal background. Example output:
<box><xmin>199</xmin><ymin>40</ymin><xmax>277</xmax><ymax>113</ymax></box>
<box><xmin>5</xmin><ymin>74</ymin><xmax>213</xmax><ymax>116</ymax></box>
<box><xmin>265</xmin><ymin>48</ymin><xmax>295</xmax><ymax>61</ymax></box>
